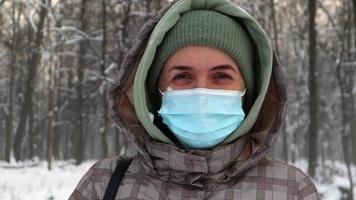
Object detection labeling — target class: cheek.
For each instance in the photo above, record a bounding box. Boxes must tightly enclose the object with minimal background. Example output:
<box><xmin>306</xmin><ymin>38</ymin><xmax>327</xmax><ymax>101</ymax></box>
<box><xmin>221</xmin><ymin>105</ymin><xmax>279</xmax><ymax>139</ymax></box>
<box><xmin>233</xmin><ymin>73</ymin><xmax>246</xmax><ymax>90</ymax></box>
<box><xmin>237</xmin><ymin>78</ymin><xmax>246</xmax><ymax>89</ymax></box>
<box><xmin>223</xmin><ymin>80</ymin><xmax>245</xmax><ymax>91</ymax></box>
<box><xmin>158</xmin><ymin>72</ymin><xmax>169</xmax><ymax>91</ymax></box>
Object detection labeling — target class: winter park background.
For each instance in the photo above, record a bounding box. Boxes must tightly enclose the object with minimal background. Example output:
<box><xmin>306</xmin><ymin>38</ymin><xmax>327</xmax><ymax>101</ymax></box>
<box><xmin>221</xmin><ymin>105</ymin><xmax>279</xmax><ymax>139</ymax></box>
<box><xmin>0</xmin><ymin>0</ymin><xmax>355</xmax><ymax>199</ymax></box>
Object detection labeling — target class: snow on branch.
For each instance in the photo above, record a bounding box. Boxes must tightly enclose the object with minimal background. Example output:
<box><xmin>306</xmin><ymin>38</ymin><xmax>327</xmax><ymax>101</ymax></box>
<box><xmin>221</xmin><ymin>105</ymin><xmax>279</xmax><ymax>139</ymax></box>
<box><xmin>64</xmin><ymin>35</ymin><xmax>84</xmax><ymax>45</ymax></box>
<box><xmin>51</xmin><ymin>26</ymin><xmax>89</xmax><ymax>38</ymax></box>
<box><xmin>25</xmin><ymin>0</ymin><xmax>52</xmax><ymax>33</ymax></box>
<box><xmin>27</xmin><ymin>1</ymin><xmax>38</xmax><ymax>32</ymax></box>
<box><xmin>129</xmin><ymin>11</ymin><xmax>149</xmax><ymax>17</ymax></box>
<box><xmin>105</xmin><ymin>62</ymin><xmax>118</xmax><ymax>75</ymax></box>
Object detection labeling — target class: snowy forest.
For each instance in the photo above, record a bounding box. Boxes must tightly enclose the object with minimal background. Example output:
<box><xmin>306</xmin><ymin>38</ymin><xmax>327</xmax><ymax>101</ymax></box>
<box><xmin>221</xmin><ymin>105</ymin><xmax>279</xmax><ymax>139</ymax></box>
<box><xmin>0</xmin><ymin>0</ymin><xmax>355</xmax><ymax>199</ymax></box>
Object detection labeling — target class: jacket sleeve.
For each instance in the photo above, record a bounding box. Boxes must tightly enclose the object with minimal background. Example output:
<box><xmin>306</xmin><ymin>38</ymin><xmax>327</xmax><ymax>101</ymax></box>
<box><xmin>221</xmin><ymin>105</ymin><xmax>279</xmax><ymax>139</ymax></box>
<box><xmin>296</xmin><ymin>170</ymin><xmax>321</xmax><ymax>200</ymax></box>
<box><xmin>68</xmin><ymin>158</ymin><xmax>118</xmax><ymax>200</ymax></box>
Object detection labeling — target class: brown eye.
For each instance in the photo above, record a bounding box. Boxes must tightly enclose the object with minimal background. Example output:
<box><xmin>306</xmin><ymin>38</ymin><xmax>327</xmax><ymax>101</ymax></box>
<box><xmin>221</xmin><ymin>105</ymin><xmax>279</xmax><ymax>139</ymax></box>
<box><xmin>214</xmin><ymin>72</ymin><xmax>232</xmax><ymax>79</ymax></box>
<box><xmin>173</xmin><ymin>73</ymin><xmax>191</xmax><ymax>80</ymax></box>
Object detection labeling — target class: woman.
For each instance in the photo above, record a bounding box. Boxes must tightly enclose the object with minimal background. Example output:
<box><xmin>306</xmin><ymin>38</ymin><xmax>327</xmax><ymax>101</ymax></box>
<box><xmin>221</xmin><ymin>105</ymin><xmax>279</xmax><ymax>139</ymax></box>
<box><xmin>70</xmin><ymin>0</ymin><xmax>320</xmax><ymax>199</ymax></box>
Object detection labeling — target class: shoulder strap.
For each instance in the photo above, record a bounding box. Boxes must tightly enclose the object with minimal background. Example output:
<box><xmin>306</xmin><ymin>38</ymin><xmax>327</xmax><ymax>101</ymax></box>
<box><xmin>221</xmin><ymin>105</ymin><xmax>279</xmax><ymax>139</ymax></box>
<box><xmin>103</xmin><ymin>157</ymin><xmax>132</xmax><ymax>200</ymax></box>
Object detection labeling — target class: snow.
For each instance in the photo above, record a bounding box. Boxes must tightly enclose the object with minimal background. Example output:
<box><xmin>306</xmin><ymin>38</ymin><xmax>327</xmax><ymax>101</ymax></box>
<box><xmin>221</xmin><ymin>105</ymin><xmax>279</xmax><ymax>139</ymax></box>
<box><xmin>104</xmin><ymin>62</ymin><xmax>117</xmax><ymax>75</ymax></box>
<box><xmin>51</xmin><ymin>26</ymin><xmax>89</xmax><ymax>39</ymax></box>
<box><xmin>0</xmin><ymin>159</ymin><xmax>95</xmax><ymax>200</ymax></box>
<box><xmin>318</xmin><ymin>184</ymin><xmax>342</xmax><ymax>200</ymax></box>
<box><xmin>129</xmin><ymin>11</ymin><xmax>149</xmax><ymax>17</ymax></box>
<box><xmin>294</xmin><ymin>160</ymin><xmax>356</xmax><ymax>200</ymax></box>
<box><xmin>27</xmin><ymin>6</ymin><xmax>38</xmax><ymax>33</ymax></box>
<box><xmin>64</xmin><ymin>35</ymin><xmax>84</xmax><ymax>45</ymax></box>
<box><xmin>0</xmin><ymin>158</ymin><xmax>355</xmax><ymax>200</ymax></box>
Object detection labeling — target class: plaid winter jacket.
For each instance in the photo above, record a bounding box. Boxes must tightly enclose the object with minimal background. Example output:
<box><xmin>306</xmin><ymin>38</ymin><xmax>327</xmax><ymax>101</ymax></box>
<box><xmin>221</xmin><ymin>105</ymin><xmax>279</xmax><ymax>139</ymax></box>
<box><xmin>70</xmin><ymin>0</ymin><xmax>320</xmax><ymax>199</ymax></box>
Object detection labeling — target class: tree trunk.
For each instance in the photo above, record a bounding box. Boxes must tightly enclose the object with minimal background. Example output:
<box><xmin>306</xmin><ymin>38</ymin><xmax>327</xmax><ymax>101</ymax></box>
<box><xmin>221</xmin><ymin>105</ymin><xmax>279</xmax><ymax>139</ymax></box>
<box><xmin>100</xmin><ymin>0</ymin><xmax>108</xmax><ymax>158</ymax></box>
<box><xmin>53</xmin><ymin>69</ymin><xmax>60</xmax><ymax>159</ymax></box>
<box><xmin>28</xmin><ymin>98</ymin><xmax>34</xmax><ymax>159</ymax></box>
<box><xmin>339</xmin><ymin>2</ymin><xmax>354</xmax><ymax>198</ymax></box>
<box><xmin>353</xmin><ymin>0</ymin><xmax>356</xmax><ymax>49</ymax></box>
<box><xmin>67</xmin><ymin>61</ymin><xmax>75</xmax><ymax>160</ymax></box>
<box><xmin>270</xmin><ymin>0</ymin><xmax>279</xmax><ymax>56</ymax></box>
<box><xmin>13</xmin><ymin>0</ymin><xmax>49</xmax><ymax>161</ymax></box>
<box><xmin>47</xmin><ymin>68</ymin><xmax>54</xmax><ymax>170</ymax></box>
<box><xmin>53</xmin><ymin>3</ymin><xmax>65</xmax><ymax>160</ymax></box>
<box><xmin>4</xmin><ymin>1</ymin><xmax>18</xmax><ymax>163</ymax></box>
<box><xmin>72</xmin><ymin>0</ymin><xmax>87</xmax><ymax>165</ymax></box>
<box><xmin>336</xmin><ymin>47</ymin><xmax>354</xmax><ymax>200</ymax></box>
<box><xmin>307</xmin><ymin>0</ymin><xmax>318</xmax><ymax>178</ymax></box>
<box><xmin>47</xmin><ymin>10</ymin><xmax>54</xmax><ymax>169</ymax></box>
<box><xmin>350</xmin><ymin>0</ymin><xmax>356</xmax><ymax>166</ymax></box>
<box><xmin>53</xmin><ymin>63</ymin><xmax>61</xmax><ymax>160</ymax></box>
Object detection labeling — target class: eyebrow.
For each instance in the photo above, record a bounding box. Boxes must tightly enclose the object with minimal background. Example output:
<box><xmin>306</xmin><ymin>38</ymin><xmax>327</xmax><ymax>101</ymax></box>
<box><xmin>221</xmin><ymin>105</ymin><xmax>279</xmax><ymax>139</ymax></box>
<box><xmin>168</xmin><ymin>65</ymin><xmax>193</xmax><ymax>73</ymax></box>
<box><xmin>168</xmin><ymin>64</ymin><xmax>237</xmax><ymax>73</ymax></box>
<box><xmin>210</xmin><ymin>65</ymin><xmax>237</xmax><ymax>73</ymax></box>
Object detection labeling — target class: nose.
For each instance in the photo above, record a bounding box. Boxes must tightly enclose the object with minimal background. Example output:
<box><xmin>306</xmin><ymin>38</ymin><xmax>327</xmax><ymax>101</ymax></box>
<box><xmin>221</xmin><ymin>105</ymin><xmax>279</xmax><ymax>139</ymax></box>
<box><xmin>195</xmin><ymin>76</ymin><xmax>209</xmax><ymax>88</ymax></box>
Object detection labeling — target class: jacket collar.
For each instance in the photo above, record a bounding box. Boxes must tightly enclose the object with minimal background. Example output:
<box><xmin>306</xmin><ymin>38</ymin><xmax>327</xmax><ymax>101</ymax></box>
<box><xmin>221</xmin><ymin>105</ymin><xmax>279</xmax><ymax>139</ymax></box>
<box><xmin>139</xmin><ymin>134</ymin><xmax>249</xmax><ymax>185</ymax></box>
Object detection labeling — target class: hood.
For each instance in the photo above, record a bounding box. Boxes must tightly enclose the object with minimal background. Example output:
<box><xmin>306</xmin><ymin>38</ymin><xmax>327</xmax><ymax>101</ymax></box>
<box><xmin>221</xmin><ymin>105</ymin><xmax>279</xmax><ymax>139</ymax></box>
<box><xmin>109</xmin><ymin>0</ymin><xmax>287</xmax><ymax>182</ymax></box>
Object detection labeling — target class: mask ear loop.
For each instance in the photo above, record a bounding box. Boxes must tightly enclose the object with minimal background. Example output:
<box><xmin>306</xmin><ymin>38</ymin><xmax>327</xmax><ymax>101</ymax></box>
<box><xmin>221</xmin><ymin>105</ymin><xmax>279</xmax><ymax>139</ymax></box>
<box><xmin>158</xmin><ymin>87</ymin><xmax>173</xmax><ymax>96</ymax></box>
<box><xmin>241</xmin><ymin>89</ymin><xmax>246</xmax><ymax>97</ymax></box>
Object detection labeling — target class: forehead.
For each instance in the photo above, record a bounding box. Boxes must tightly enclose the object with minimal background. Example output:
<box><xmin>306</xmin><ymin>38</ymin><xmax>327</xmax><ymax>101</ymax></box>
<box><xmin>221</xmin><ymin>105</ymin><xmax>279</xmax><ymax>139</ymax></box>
<box><xmin>164</xmin><ymin>45</ymin><xmax>237</xmax><ymax>70</ymax></box>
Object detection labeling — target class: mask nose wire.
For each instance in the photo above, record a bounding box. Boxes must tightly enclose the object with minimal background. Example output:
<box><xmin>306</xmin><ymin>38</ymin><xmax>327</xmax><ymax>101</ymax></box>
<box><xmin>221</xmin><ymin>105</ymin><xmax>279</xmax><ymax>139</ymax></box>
<box><xmin>159</xmin><ymin>88</ymin><xmax>247</xmax><ymax>96</ymax></box>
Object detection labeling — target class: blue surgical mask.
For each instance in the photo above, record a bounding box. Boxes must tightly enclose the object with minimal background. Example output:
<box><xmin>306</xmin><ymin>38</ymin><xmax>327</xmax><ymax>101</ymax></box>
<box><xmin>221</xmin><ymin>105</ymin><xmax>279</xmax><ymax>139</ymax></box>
<box><xmin>158</xmin><ymin>88</ymin><xmax>246</xmax><ymax>149</ymax></box>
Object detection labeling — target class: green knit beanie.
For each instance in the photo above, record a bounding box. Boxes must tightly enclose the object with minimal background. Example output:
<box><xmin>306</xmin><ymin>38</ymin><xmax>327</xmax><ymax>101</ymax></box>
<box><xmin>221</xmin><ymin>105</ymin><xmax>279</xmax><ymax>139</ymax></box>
<box><xmin>147</xmin><ymin>10</ymin><xmax>254</xmax><ymax>110</ymax></box>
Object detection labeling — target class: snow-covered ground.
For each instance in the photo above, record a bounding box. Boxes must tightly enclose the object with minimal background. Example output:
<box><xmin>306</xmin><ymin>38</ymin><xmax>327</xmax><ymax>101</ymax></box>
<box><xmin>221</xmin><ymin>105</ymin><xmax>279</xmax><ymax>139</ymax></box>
<box><xmin>0</xmin><ymin>158</ymin><xmax>95</xmax><ymax>200</ymax></box>
<box><xmin>0</xmin><ymin>159</ymin><xmax>355</xmax><ymax>200</ymax></box>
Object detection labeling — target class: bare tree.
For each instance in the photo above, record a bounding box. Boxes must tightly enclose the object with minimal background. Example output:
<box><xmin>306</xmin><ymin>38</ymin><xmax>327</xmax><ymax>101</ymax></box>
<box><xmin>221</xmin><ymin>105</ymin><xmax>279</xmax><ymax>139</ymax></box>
<box><xmin>350</xmin><ymin>0</ymin><xmax>356</xmax><ymax>166</ymax></box>
<box><xmin>270</xmin><ymin>0</ymin><xmax>279</xmax><ymax>56</ymax></box>
<box><xmin>336</xmin><ymin>1</ymin><xmax>355</xmax><ymax>198</ymax></box>
<box><xmin>46</xmin><ymin>2</ymin><xmax>55</xmax><ymax>169</ymax></box>
<box><xmin>307</xmin><ymin>0</ymin><xmax>318</xmax><ymax>178</ymax></box>
<box><xmin>4</xmin><ymin>0</ymin><xmax>18</xmax><ymax>163</ymax></box>
<box><xmin>72</xmin><ymin>0</ymin><xmax>88</xmax><ymax>165</ymax></box>
<box><xmin>100</xmin><ymin>0</ymin><xmax>109</xmax><ymax>158</ymax></box>
<box><xmin>13</xmin><ymin>0</ymin><xmax>50</xmax><ymax>161</ymax></box>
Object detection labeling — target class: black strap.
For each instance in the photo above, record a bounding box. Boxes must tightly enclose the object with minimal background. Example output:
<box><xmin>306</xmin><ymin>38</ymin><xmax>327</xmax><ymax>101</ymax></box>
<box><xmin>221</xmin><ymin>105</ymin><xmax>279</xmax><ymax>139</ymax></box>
<box><xmin>103</xmin><ymin>158</ymin><xmax>132</xmax><ymax>200</ymax></box>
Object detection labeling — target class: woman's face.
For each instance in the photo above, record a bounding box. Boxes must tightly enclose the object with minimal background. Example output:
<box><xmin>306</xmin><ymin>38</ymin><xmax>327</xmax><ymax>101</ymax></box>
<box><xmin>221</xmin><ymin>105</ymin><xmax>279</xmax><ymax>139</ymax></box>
<box><xmin>159</xmin><ymin>45</ymin><xmax>246</xmax><ymax>91</ymax></box>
